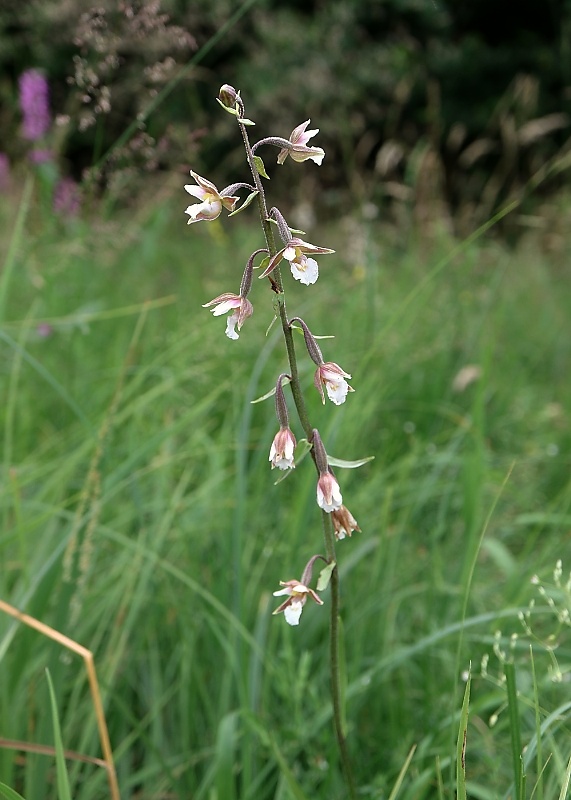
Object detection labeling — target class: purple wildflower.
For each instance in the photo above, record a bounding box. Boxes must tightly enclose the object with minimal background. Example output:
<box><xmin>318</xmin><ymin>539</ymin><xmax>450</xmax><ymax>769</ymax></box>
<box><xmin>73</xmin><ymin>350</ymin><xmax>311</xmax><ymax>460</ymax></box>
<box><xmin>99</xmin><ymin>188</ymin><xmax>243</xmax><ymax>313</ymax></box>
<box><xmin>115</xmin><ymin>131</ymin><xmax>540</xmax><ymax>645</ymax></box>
<box><xmin>29</xmin><ymin>148</ymin><xmax>53</xmax><ymax>165</ymax></box>
<box><xmin>53</xmin><ymin>177</ymin><xmax>81</xmax><ymax>217</ymax></box>
<box><xmin>19</xmin><ymin>69</ymin><xmax>51</xmax><ymax>141</ymax></box>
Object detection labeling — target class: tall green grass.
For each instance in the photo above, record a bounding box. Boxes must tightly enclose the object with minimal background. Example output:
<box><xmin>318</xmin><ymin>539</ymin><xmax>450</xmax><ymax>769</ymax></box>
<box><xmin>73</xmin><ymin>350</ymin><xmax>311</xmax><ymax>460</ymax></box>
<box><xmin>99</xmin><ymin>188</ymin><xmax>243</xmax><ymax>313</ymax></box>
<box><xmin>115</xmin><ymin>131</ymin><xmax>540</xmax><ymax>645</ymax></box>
<box><xmin>0</xmin><ymin>182</ymin><xmax>570</xmax><ymax>798</ymax></box>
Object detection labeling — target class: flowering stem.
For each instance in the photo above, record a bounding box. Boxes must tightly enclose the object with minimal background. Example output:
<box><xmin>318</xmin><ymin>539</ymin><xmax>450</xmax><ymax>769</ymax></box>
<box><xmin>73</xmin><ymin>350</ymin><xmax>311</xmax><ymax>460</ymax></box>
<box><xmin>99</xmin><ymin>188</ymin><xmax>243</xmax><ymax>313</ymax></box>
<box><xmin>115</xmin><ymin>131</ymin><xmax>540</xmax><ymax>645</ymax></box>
<box><xmin>238</xmin><ymin>102</ymin><xmax>355</xmax><ymax>797</ymax></box>
<box><xmin>238</xmin><ymin>117</ymin><xmax>313</xmax><ymax>438</ymax></box>
<box><xmin>322</xmin><ymin>510</ymin><xmax>356</xmax><ymax>798</ymax></box>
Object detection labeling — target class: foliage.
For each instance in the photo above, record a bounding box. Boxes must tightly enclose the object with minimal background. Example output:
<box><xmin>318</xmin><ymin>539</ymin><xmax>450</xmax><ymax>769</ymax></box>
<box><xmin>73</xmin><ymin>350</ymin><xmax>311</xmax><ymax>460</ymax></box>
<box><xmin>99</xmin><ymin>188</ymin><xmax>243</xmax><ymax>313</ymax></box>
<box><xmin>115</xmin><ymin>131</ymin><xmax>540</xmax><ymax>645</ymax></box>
<box><xmin>0</xmin><ymin>174</ymin><xmax>570</xmax><ymax>796</ymax></box>
<box><xmin>1</xmin><ymin>0</ymin><xmax>570</xmax><ymax>225</ymax></box>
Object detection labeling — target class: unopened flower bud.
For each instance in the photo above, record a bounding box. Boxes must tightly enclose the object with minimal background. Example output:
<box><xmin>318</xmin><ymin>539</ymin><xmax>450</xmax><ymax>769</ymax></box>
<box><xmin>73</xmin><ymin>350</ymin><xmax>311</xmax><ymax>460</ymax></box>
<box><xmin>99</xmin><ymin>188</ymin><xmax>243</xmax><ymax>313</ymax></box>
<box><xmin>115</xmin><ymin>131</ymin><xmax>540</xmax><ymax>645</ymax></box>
<box><xmin>219</xmin><ymin>84</ymin><xmax>238</xmax><ymax>108</ymax></box>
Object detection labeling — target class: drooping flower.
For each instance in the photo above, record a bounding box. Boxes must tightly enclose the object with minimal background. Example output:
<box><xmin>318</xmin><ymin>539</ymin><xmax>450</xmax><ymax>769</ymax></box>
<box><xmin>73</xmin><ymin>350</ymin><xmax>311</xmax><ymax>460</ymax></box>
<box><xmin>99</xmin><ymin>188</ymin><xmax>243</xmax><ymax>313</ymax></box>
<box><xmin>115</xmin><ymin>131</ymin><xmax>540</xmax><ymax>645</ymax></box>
<box><xmin>314</xmin><ymin>361</ymin><xmax>354</xmax><ymax>405</ymax></box>
<box><xmin>332</xmin><ymin>505</ymin><xmax>361</xmax><ymax>540</ymax></box>
<box><xmin>184</xmin><ymin>171</ymin><xmax>239</xmax><ymax>224</ymax></box>
<box><xmin>277</xmin><ymin>120</ymin><xmax>325</xmax><ymax>166</ymax></box>
<box><xmin>202</xmin><ymin>293</ymin><xmax>253</xmax><ymax>340</ymax></box>
<box><xmin>316</xmin><ymin>471</ymin><xmax>343</xmax><ymax>513</ymax></box>
<box><xmin>19</xmin><ymin>69</ymin><xmax>50</xmax><ymax>141</ymax></box>
<box><xmin>259</xmin><ymin>237</ymin><xmax>334</xmax><ymax>286</ymax></box>
<box><xmin>273</xmin><ymin>579</ymin><xmax>323</xmax><ymax>626</ymax></box>
<box><xmin>269</xmin><ymin>426</ymin><xmax>296</xmax><ymax>470</ymax></box>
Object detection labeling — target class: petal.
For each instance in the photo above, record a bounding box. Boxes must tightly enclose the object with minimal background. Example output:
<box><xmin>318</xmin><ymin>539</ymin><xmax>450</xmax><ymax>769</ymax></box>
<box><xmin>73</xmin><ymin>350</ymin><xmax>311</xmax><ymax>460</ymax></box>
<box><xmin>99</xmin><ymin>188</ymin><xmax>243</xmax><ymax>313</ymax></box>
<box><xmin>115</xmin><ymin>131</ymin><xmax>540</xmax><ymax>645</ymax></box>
<box><xmin>221</xmin><ymin>195</ymin><xmax>239</xmax><ymax>212</ymax></box>
<box><xmin>291</xmin><ymin>257</ymin><xmax>318</xmax><ymax>285</ymax></box>
<box><xmin>289</xmin><ymin>120</ymin><xmax>311</xmax><ymax>144</ymax></box>
<box><xmin>284</xmin><ymin>601</ymin><xmax>303</xmax><ymax>626</ymax></box>
<box><xmin>292</xmin><ymin>238</ymin><xmax>334</xmax><ymax>255</ymax></box>
<box><xmin>325</xmin><ymin>377</ymin><xmax>349</xmax><ymax>405</ymax></box>
<box><xmin>283</xmin><ymin>245</ymin><xmax>297</xmax><ymax>262</ymax></box>
<box><xmin>185</xmin><ymin>199</ymin><xmax>222</xmax><ymax>223</ymax></box>
<box><xmin>209</xmin><ymin>298</ymin><xmax>241</xmax><ymax>316</ymax></box>
<box><xmin>184</xmin><ymin>185</ymin><xmax>208</xmax><ymax>200</ymax></box>
<box><xmin>296</xmin><ymin>127</ymin><xmax>319</xmax><ymax>146</ymax></box>
<box><xmin>225</xmin><ymin>313</ymin><xmax>240</xmax><ymax>340</ymax></box>
<box><xmin>290</xmin><ymin>146</ymin><xmax>325</xmax><ymax>165</ymax></box>
<box><xmin>190</xmin><ymin>171</ymin><xmax>220</xmax><ymax>195</ymax></box>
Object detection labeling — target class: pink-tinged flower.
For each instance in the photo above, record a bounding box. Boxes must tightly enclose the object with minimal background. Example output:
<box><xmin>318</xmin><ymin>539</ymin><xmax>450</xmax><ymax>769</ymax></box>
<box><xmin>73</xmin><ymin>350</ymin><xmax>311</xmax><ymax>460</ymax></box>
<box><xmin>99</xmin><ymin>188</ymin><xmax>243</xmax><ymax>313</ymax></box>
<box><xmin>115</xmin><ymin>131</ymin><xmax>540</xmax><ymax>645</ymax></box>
<box><xmin>273</xmin><ymin>579</ymin><xmax>324</xmax><ymax>626</ymax></box>
<box><xmin>260</xmin><ymin>238</ymin><xmax>334</xmax><ymax>286</ymax></box>
<box><xmin>19</xmin><ymin>69</ymin><xmax>50</xmax><ymax>141</ymax></box>
<box><xmin>317</xmin><ymin>471</ymin><xmax>343</xmax><ymax>513</ymax></box>
<box><xmin>314</xmin><ymin>362</ymin><xmax>354</xmax><ymax>405</ymax></box>
<box><xmin>53</xmin><ymin>177</ymin><xmax>81</xmax><ymax>217</ymax></box>
<box><xmin>269</xmin><ymin>426</ymin><xmax>296</xmax><ymax>470</ymax></box>
<box><xmin>29</xmin><ymin>148</ymin><xmax>53</xmax><ymax>165</ymax></box>
<box><xmin>202</xmin><ymin>293</ymin><xmax>253</xmax><ymax>340</ymax></box>
<box><xmin>277</xmin><ymin>120</ymin><xmax>325</xmax><ymax>166</ymax></box>
<box><xmin>184</xmin><ymin>171</ymin><xmax>239</xmax><ymax>224</ymax></box>
<box><xmin>332</xmin><ymin>505</ymin><xmax>361</xmax><ymax>540</ymax></box>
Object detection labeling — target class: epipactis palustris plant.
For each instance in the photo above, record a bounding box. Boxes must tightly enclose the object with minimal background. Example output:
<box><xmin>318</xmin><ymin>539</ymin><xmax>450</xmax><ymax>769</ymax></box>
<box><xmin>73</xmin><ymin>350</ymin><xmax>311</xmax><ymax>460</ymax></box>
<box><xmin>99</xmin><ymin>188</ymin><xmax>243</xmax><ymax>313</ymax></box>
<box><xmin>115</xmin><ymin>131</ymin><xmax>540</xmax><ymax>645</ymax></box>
<box><xmin>185</xmin><ymin>84</ymin><xmax>367</xmax><ymax>797</ymax></box>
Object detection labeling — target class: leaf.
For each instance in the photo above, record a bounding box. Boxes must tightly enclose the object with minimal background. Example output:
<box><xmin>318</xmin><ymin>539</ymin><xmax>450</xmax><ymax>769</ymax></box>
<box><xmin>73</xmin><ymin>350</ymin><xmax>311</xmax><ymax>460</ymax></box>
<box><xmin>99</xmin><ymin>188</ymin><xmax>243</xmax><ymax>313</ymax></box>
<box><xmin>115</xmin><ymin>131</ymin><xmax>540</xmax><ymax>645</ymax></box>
<box><xmin>0</xmin><ymin>784</ymin><xmax>27</xmax><ymax>800</ymax></box>
<box><xmin>456</xmin><ymin>671</ymin><xmax>471</xmax><ymax>800</ymax></box>
<box><xmin>228</xmin><ymin>190</ymin><xmax>259</xmax><ymax>217</ymax></box>
<box><xmin>215</xmin><ymin>98</ymin><xmax>239</xmax><ymax>116</ymax></box>
<box><xmin>238</xmin><ymin>117</ymin><xmax>255</xmax><ymax>126</ymax></box>
<box><xmin>288</xmin><ymin>227</ymin><xmax>306</xmax><ymax>235</ymax></box>
<box><xmin>294</xmin><ymin>438</ymin><xmax>313</xmax><ymax>461</ymax></box>
<box><xmin>289</xmin><ymin>324</ymin><xmax>334</xmax><ymax>341</ymax></box>
<box><xmin>327</xmin><ymin>455</ymin><xmax>375</xmax><ymax>468</ymax></box>
<box><xmin>316</xmin><ymin>561</ymin><xmax>336</xmax><ymax>592</ymax></box>
<box><xmin>251</xmin><ymin>376</ymin><xmax>290</xmax><ymax>404</ymax></box>
<box><xmin>46</xmin><ymin>669</ymin><xmax>73</xmax><ymax>800</ymax></box>
<box><xmin>253</xmin><ymin>156</ymin><xmax>270</xmax><ymax>179</ymax></box>
<box><xmin>256</xmin><ymin>255</ymin><xmax>271</xmax><ymax>272</ymax></box>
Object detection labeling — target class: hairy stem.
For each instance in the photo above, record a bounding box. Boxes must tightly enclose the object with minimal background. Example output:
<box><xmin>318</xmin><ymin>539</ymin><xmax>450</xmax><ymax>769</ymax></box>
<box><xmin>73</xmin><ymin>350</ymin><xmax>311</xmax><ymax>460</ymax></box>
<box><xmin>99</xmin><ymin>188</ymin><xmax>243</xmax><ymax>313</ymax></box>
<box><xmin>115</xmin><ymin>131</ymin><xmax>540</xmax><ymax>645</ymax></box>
<box><xmin>238</xmin><ymin>104</ymin><xmax>356</xmax><ymax>798</ymax></box>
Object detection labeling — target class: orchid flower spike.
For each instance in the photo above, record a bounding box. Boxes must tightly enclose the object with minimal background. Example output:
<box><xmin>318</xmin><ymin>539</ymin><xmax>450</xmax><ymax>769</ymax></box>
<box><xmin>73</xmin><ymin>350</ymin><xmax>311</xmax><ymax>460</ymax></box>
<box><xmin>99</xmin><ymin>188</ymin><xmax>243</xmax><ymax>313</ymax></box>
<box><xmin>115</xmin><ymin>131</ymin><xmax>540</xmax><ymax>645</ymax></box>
<box><xmin>277</xmin><ymin>120</ymin><xmax>325</xmax><ymax>165</ymax></box>
<box><xmin>259</xmin><ymin>237</ymin><xmax>335</xmax><ymax>286</ymax></box>
<box><xmin>202</xmin><ymin>293</ymin><xmax>253</xmax><ymax>340</ymax></box>
<box><xmin>184</xmin><ymin>171</ymin><xmax>239</xmax><ymax>224</ymax></box>
<box><xmin>273</xmin><ymin>579</ymin><xmax>323</xmax><ymax>626</ymax></box>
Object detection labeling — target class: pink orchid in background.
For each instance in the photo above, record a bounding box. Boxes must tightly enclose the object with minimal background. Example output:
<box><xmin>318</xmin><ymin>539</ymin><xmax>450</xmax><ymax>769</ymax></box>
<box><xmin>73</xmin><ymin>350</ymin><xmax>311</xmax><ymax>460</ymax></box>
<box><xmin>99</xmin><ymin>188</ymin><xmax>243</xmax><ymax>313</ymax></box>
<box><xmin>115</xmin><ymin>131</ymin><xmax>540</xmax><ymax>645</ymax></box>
<box><xmin>184</xmin><ymin>171</ymin><xmax>239</xmax><ymax>224</ymax></box>
<box><xmin>260</xmin><ymin>237</ymin><xmax>334</xmax><ymax>286</ymax></box>
<box><xmin>317</xmin><ymin>471</ymin><xmax>343</xmax><ymax>513</ymax></box>
<box><xmin>332</xmin><ymin>505</ymin><xmax>361</xmax><ymax>540</ymax></box>
<box><xmin>202</xmin><ymin>293</ymin><xmax>253</xmax><ymax>340</ymax></box>
<box><xmin>314</xmin><ymin>361</ymin><xmax>354</xmax><ymax>405</ymax></box>
<box><xmin>277</xmin><ymin>120</ymin><xmax>325</xmax><ymax>166</ymax></box>
<box><xmin>273</xmin><ymin>579</ymin><xmax>324</xmax><ymax>626</ymax></box>
<box><xmin>269</xmin><ymin>426</ymin><xmax>297</xmax><ymax>470</ymax></box>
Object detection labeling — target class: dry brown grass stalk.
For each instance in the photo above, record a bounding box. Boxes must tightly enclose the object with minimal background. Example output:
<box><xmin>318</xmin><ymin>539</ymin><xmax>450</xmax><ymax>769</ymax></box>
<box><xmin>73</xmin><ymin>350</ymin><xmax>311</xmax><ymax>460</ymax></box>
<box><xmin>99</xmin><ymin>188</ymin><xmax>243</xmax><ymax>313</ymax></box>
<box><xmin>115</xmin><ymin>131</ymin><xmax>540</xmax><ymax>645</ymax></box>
<box><xmin>0</xmin><ymin>599</ymin><xmax>120</xmax><ymax>800</ymax></box>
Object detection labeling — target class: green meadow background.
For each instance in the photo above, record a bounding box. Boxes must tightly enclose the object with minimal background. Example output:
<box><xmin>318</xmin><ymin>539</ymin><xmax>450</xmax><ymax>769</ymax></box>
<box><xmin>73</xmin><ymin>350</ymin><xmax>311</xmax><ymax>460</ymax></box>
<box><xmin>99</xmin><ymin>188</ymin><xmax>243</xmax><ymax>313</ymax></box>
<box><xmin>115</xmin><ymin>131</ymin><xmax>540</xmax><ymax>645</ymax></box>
<box><xmin>1</xmin><ymin>170</ymin><xmax>570</xmax><ymax>798</ymax></box>
<box><xmin>1</xmin><ymin>0</ymin><xmax>571</xmax><ymax>796</ymax></box>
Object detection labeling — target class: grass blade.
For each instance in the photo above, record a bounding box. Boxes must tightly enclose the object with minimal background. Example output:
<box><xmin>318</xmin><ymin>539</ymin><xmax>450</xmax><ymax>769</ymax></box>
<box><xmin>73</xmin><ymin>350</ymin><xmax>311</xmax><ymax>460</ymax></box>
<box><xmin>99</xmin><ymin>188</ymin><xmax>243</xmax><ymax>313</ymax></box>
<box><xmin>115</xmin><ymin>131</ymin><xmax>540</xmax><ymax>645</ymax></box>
<box><xmin>0</xmin><ymin>784</ymin><xmax>27</xmax><ymax>800</ymax></box>
<box><xmin>456</xmin><ymin>672</ymin><xmax>471</xmax><ymax>800</ymax></box>
<box><xmin>45</xmin><ymin>668</ymin><xmax>73</xmax><ymax>800</ymax></box>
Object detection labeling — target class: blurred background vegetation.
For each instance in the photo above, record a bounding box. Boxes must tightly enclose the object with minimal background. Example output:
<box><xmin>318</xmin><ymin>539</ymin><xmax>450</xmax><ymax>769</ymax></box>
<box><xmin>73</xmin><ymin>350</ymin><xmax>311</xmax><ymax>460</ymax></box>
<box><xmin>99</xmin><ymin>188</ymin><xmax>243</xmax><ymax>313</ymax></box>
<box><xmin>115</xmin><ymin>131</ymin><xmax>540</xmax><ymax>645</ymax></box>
<box><xmin>1</xmin><ymin>0</ymin><xmax>570</xmax><ymax>232</ymax></box>
<box><xmin>1</xmin><ymin>2</ymin><xmax>571</xmax><ymax>799</ymax></box>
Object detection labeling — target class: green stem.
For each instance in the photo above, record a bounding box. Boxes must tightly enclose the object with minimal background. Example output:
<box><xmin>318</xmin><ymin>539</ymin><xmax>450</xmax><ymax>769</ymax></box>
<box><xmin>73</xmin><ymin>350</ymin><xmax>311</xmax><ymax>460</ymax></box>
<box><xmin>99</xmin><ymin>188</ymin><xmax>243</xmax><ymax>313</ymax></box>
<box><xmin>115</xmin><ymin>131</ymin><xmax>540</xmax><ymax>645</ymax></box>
<box><xmin>238</xmin><ymin>118</ymin><xmax>313</xmax><ymax>437</ymax></box>
<box><xmin>322</xmin><ymin>511</ymin><xmax>357</xmax><ymax>799</ymax></box>
<box><xmin>238</xmin><ymin>104</ymin><xmax>356</xmax><ymax>799</ymax></box>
